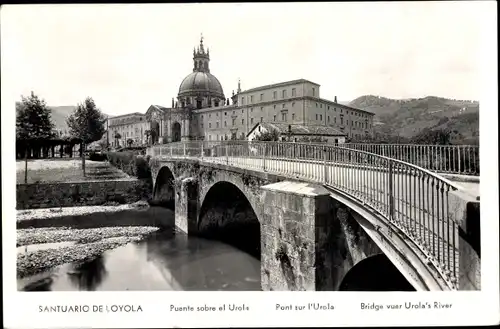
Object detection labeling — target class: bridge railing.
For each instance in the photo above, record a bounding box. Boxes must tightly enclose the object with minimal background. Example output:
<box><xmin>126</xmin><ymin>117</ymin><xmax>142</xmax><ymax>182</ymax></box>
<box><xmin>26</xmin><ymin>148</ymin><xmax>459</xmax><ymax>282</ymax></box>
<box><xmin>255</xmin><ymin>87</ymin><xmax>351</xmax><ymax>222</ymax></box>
<box><xmin>147</xmin><ymin>141</ymin><xmax>472</xmax><ymax>289</ymax></box>
<box><xmin>340</xmin><ymin>143</ymin><xmax>479</xmax><ymax>176</ymax></box>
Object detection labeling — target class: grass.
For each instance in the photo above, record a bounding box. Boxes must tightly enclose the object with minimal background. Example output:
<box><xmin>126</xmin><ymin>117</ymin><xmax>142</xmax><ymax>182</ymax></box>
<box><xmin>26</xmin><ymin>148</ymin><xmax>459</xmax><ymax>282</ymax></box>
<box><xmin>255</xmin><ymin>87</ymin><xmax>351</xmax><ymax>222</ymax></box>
<box><xmin>16</xmin><ymin>159</ymin><xmax>130</xmax><ymax>184</ymax></box>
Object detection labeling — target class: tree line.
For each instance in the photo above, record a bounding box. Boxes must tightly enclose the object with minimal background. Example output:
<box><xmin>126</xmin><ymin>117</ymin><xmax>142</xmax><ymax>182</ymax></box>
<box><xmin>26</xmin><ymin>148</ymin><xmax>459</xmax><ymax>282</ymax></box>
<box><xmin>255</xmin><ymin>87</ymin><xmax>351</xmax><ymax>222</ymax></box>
<box><xmin>16</xmin><ymin>92</ymin><xmax>106</xmax><ymax>179</ymax></box>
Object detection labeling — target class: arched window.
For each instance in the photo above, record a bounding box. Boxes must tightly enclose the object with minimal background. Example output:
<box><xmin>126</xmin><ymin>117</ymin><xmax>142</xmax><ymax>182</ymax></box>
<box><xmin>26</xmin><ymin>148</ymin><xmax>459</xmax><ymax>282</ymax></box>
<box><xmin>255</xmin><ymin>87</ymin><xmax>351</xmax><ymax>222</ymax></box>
<box><xmin>214</xmin><ymin>100</ymin><xmax>219</xmax><ymax>107</ymax></box>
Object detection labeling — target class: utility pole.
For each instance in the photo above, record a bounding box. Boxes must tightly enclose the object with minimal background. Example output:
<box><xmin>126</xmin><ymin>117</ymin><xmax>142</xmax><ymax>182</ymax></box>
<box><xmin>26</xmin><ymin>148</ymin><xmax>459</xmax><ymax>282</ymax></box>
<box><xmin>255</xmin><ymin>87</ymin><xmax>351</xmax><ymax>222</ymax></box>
<box><xmin>106</xmin><ymin>117</ymin><xmax>110</xmax><ymax>150</ymax></box>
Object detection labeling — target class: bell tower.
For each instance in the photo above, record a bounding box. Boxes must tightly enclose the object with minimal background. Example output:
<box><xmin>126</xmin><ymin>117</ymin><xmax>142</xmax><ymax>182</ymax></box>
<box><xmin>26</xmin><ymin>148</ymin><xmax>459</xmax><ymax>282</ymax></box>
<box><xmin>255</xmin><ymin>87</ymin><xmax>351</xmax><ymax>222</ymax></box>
<box><xmin>193</xmin><ymin>34</ymin><xmax>210</xmax><ymax>73</ymax></box>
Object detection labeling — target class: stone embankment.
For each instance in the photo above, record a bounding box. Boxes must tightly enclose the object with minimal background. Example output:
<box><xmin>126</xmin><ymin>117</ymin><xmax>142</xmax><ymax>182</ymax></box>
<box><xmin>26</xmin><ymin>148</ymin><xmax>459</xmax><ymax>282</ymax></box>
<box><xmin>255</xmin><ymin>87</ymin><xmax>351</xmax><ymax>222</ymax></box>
<box><xmin>16</xmin><ymin>179</ymin><xmax>151</xmax><ymax>210</ymax></box>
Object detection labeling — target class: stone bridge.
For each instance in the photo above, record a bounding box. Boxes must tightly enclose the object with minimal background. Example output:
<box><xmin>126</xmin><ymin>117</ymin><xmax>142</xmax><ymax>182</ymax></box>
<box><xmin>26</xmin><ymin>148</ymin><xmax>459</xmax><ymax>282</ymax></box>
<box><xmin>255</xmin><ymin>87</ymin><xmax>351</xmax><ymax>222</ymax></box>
<box><xmin>148</xmin><ymin>145</ymin><xmax>480</xmax><ymax>292</ymax></box>
<box><xmin>148</xmin><ymin>143</ymin><xmax>480</xmax><ymax>291</ymax></box>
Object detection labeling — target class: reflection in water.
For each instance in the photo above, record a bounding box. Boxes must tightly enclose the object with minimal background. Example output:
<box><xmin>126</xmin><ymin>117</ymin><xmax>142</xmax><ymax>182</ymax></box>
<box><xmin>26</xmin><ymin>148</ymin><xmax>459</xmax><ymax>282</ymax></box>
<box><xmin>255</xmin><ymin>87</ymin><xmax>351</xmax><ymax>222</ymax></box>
<box><xmin>22</xmin><ymin>277</ymin><xmax>54</xmax><ymax>291</ymax></box>
<box><xmin>19</xmin><ymin>229</ymin><xmax>261</xmax><ymax>291</ymax></box>
<box><xmin>67</xmin><ymin>256</ymin><xmax>108</xmax><ymax>291</ymax></box>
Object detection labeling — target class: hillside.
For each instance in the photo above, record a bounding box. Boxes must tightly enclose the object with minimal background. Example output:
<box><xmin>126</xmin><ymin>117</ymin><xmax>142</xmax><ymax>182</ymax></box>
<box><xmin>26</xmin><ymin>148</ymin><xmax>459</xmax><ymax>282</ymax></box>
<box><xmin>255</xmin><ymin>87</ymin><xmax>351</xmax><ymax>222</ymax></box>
<box><xmin>349</xmin><ymin>95</ymin><xmax>479</xmax><ymax>143</ymax></box>
<box><xmin>48</xmin><ymin>106</ymin><xmax>77</xmax><ymax>133</ymax></box>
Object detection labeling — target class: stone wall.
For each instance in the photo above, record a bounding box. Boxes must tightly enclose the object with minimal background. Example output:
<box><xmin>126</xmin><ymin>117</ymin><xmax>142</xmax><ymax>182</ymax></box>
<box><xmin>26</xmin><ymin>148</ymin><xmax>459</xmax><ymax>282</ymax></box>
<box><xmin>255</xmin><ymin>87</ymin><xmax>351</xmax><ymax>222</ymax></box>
<box><xmin>16</xmin><ymin>179</ymin><xmax>151</xmax><ymax>210</ymax></box>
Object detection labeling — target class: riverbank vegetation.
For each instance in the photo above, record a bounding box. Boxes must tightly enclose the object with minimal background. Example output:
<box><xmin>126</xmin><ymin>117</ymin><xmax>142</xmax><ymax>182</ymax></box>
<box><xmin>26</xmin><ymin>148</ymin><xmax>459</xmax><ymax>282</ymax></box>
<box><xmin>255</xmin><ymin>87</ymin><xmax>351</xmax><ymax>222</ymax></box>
<box><xmin>106</xmin><ymin>151</ymin><xmax>152</xmax><ymax>180</ymax></box>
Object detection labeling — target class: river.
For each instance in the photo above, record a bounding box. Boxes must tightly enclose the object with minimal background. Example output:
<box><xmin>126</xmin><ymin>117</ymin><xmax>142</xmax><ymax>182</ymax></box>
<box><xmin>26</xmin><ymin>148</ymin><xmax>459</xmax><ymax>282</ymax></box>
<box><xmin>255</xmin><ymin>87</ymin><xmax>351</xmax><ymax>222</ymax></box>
<box><xmin>17</xmin><ymin>210</ymin><xmax>262</xmax><ymax>292</ymax></box>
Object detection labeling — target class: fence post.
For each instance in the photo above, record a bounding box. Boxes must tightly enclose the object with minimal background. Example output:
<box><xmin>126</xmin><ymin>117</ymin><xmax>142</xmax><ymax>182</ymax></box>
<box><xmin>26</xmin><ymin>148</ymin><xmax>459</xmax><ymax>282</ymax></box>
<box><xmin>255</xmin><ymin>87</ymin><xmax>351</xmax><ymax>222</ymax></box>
<box><xmin>323</xmin><ymin>146</ymin><xmax>328</xmax><ymax>184</ymax></box>
<box><xmin>388</xmin><ymin>161</ymin><xmax>395</xmax><ymax>222</ymax></box>
<box><xmin>201</xmin><ymin>142</ymin><xmax>204</xmax><ymax>160</ymax></box>
<box><xmin>457</xmin><ymin>146</ymin><xmax>461</xmax><ymax>174</ymax></box>
<box><xmin>226</xmin><ymin>144</ymin><xmax>229</xmax><ymax>165</ymax></box>
<box><xmin>183</xmin><ymin>143</ymin><xmax>186</xmax><ymax>157</ymax></box>
<box><xmin>263</xmin><ymin>144</ymin><xmax>268</xmax><ymax>172</ymax></box>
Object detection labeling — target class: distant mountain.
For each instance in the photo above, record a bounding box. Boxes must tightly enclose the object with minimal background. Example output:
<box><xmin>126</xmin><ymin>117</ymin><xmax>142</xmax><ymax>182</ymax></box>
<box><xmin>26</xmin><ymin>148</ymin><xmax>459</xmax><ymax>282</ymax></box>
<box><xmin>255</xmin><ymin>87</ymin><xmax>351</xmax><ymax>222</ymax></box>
<box><xmin>349</xmin><ymin>95</ymin><xmax>479</xmax><ymax>143</ymax></box>
<box><xmin>48</xmin><ymin>106</ymin><xmax>77</xmax><ymax>133</ymax></box>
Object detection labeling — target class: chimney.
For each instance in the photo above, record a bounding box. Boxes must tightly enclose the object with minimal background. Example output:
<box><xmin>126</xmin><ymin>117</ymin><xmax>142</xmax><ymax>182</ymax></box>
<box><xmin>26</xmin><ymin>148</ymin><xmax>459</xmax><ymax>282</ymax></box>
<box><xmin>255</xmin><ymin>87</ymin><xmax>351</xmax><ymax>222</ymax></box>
<box><xmin>334</xmin><ymin>96</ymin><xmax>338</xmax><ymax>103</ymax></box>
<box><xmin>172</xmin><ymin>98</ymin><xmax>174</xmax><ymax>108</ymax></box>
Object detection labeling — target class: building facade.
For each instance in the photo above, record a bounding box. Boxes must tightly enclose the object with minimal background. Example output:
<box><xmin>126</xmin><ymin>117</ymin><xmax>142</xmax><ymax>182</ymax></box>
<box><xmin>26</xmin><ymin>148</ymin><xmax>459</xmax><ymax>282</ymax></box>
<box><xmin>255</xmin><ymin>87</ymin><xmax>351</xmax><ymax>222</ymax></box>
<box><xmin>142</xmin><ymin>37</ymin><xmax>375</xmax><ymax>144</ymax></box>
<box><xmin>108</xmin><ymin>112</ymin><xmax>149</xmax><ymax>147</ymax></box>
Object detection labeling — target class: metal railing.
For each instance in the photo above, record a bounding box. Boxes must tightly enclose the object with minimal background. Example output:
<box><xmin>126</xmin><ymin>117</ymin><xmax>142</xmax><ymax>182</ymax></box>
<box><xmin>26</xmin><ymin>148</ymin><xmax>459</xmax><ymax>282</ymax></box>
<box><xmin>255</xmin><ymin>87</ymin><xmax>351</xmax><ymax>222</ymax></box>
<box><xmin>341</xmin><ymin>143</ymin><xmax>479</xmax><ymax>176</ymax></box>
<box><xmin>147</xmin><ymin>141</ymin><xmax>471</xmax><ymax>289</ymax></box>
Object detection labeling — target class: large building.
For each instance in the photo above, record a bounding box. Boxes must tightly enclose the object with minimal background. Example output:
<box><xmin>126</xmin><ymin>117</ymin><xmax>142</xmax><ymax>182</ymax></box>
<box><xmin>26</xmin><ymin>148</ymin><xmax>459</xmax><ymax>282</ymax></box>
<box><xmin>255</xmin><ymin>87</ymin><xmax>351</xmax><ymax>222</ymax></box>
<box><xmin>108</xmin><ymin>112</ymin><xmax>149</xmax><ymax>147</ymax></box>
<box><xmin>138</xmin><ymin>36</ymin><xmax>375</xmax><ymax>143</ymax></box>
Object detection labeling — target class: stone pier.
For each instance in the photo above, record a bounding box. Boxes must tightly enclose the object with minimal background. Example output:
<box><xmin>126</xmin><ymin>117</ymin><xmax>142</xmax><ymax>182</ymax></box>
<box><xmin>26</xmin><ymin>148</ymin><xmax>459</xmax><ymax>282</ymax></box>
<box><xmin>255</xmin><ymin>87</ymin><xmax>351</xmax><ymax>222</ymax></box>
<box><xmin>174</xmin><ymin>177</ymin><xmax>199</xmax><ymax>234</ymax></box>
<box><xmin>260</xmin><ymin>181</ymin><xmax>339</xmax><ymax>291</ymax></box>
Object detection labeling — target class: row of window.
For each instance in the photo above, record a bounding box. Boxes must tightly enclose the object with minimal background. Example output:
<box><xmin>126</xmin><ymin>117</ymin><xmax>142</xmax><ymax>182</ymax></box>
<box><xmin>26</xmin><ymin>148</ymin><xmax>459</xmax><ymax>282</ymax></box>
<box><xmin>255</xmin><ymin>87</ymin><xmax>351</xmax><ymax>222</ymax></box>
<box><xmin>314</xmin><ymin>103</ymin><xmax>369</xmax><ymax>118</ymax></box>
<box><xmin>201</xmin><ymin>103</ymin><xmax>298</xmax><ymax>121</ymax></box>
<box><xmin>119</xmin><ymin>131</ymin><xmax>143</xmax><ymax>138</ymax></box>
<box><xmin>202</xmin><ymin>112</ymin><xmax>301</xmax><ymax>129</ymax></box>
<box><xmin>110</xmin><ymin>116</ymin><xmax>144</xmax><ymax>126</ymax></box>
<box><xmin>314</xmin><ymin>114</ymin><xmax>371</xmax><ymax>129</ymax></box>
<box><xmin>201</xmin><ymin>113</ymin><xmax>375</xmax><ymax>130</ymax></box>
<box><xmin>199</xmin><ymin>102</ymin><xmax>370</xmax><ymax>123</ymax></box>
<box><xmin>240</xmin><ymin>86</ymin><xmax>310</xmax><ymax>105</ymax></box>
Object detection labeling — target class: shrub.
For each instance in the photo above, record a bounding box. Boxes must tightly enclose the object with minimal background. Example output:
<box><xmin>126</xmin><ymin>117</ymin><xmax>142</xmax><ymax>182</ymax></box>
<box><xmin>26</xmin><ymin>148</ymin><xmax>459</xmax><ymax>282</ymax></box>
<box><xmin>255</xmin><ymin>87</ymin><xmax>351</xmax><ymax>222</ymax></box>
<box><xmin>107</xmin><ymin>151</ymin><xmax>152</xmax><ymax>179</ymax></box>
<box><xmin>135</xmin><ymin>156</ymin><xmax>151</xmax><ymax>179</ymax></box>
<box><xmin>88</xmin><ymin>151</ymin><xmax>107</xmax><ymax>161</ymax></box>
<box><xmin>107</xmin><ymin>151</ymin><xmax>136</xmax><ymax>176</ymax></box>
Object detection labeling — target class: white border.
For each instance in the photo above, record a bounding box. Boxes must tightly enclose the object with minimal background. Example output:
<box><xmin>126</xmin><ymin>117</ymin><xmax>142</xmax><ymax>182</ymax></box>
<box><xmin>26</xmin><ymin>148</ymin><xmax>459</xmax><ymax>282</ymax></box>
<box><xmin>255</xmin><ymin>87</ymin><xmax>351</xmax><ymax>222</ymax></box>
<box><xmin>2</xmin><ymin>3</ymin><xmax>498</xmax><ymax>327</ymax></box>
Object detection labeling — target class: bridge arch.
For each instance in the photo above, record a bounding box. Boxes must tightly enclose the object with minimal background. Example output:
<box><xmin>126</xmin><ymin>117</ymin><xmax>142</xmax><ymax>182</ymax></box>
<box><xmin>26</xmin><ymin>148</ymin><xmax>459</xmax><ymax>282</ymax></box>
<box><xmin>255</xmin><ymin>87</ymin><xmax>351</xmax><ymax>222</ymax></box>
<box><xmin>198</xmin><ymin>181</ymin><xmax>261</xmax><ymax>259</ymax></box>
<box><xmin>153</xmin><ymin>166</ymin><xmax>176</xmax><ymax>209</ymax></box>
<box><xmin>338</xmin><ymin>253</ymin><xmax>416</xmax><ymax>291</ymax></box>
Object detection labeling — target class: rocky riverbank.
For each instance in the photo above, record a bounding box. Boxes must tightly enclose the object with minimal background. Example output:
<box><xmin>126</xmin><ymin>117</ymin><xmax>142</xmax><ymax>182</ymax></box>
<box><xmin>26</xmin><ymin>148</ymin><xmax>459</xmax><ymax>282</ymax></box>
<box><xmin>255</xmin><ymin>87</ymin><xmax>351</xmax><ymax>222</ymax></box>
<box><xmin>16</xmin><ymin>201</ymin><xmax>150</xmax><ymax>223</ymax></box>
<box><xmin>17</xmin><ymin>225</ymin><xmax>160</xmax><ymax>278</ymax></box>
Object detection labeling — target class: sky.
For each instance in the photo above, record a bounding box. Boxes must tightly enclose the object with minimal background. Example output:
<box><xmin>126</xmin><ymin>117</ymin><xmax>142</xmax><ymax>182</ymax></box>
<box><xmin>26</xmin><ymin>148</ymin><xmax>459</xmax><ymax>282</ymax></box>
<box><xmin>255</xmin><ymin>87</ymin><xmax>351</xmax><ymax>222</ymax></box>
<box><xmin>1</xmin><ymin>2</ymin><xmax>489</xmax><ymax>116</ymax></box>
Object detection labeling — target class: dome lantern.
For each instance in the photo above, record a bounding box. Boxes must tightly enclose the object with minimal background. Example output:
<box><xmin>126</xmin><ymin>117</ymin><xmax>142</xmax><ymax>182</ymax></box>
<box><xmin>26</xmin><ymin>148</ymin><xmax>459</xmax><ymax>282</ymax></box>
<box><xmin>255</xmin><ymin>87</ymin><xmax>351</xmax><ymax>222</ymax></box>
<box><xmin>178</xmin><ymin>35</ymin><xmax>225</xmax><ymax>109</ymax></box>
<box><xmin>193</xmin><ymin>33</ymin><xmax>210</xmax><ymax>73</ymax></box>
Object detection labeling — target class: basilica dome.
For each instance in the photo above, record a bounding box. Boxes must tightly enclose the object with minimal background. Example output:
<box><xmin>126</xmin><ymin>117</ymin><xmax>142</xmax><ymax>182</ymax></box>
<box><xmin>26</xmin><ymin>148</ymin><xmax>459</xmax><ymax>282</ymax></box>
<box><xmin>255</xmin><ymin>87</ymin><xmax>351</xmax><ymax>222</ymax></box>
<box><xmin>178</xmin><ymin>71</ymin><xmax>225</xmax><ymax>99</ymax></box>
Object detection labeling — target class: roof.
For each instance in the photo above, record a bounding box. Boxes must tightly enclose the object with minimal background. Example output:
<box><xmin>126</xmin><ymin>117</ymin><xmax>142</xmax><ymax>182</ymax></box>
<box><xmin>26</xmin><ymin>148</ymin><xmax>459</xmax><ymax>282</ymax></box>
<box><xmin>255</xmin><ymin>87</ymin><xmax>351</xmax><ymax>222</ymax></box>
<box><xmin>241</xmin><ymin>79</ymin><xmax>320</xmax><ymax>94</ymax></box>
<box><xmin>178</xmin><ymin>71</ymin><xmax>225</xmax><ymax>99</ymax></box>
<box><xmin>317</xmin><ymin>98</ymin><xmax>375</xmax><ymax>116</ymax></box>
<box><xmin>247</xmin><ymin>122</ymin><xmax>346</xmax><ymax>137</ymax></box>
<box><xmin>109</xmin><ymin>112</ymin><xmax>144</xmax><ymax>119</ymax></box>
<box><xmin>152</xmin><ymin>105</ymin><xmax>169</xmax><ymax>113</ymax></box>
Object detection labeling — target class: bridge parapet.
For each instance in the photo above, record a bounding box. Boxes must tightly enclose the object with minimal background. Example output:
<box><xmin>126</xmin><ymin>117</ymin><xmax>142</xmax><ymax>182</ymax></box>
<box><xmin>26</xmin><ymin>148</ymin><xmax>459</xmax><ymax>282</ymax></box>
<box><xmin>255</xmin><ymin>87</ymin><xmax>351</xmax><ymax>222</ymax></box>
<box><xmin>147</xmin><ymin>141</ymin><xmax>481</xmax><ymax>290</ymax></box>
<box><xmin>341</xmin><ymin>143</ymin><xmax>479</xmax><ymax>177</ymax></box>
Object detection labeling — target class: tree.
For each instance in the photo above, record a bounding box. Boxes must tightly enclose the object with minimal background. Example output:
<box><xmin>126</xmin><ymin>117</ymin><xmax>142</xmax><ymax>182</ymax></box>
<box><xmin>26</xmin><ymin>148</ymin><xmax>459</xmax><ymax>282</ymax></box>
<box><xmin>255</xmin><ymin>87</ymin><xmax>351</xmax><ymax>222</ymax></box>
<box><xmin>411</xmin><ymin>128</ymin><xmax>451</xmax><ymax>145</ymax></box>
<box><xmin>255</xmin><ymin>129</ymin><xmax>280</xmax><ymax>141</ymax></box>
<box><xmin>114</xmin><ymin>132</ymin><xmax>122</xmax><ymax>147</ymax></box>
<box><xmin>297</xmin><ymin>136</ymin><xmax>326</xmax><ymax>143</ymax></box>
<box><xmin>16</xmin><ymin>92</ymin><xmax>55</xmax><ymax>183</ymax></box>
<box><xmin>67</xmin><ymin>97</ymin><xmax>106</xmax><ymax>176</ymax></box>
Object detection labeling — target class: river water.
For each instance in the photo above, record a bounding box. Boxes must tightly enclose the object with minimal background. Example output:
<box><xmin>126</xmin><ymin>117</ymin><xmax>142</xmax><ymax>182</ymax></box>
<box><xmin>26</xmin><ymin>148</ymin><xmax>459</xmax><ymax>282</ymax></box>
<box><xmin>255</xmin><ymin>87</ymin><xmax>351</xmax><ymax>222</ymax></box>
<box><xmin>18</xmin><ymin>228</ymin><xmax>261</xmax><ymax>292</ymax></box>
